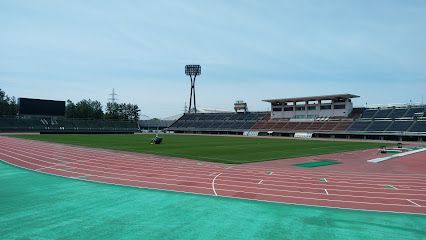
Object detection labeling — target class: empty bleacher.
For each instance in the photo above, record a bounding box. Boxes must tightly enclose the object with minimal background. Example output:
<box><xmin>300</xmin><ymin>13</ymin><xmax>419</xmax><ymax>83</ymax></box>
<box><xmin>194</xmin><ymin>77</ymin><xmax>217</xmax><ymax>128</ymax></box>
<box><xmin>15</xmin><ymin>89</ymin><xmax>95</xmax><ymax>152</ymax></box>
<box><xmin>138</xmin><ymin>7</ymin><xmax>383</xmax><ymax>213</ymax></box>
<box><xmin>373</xmin><ymin>109</ymin><xmax>392</xmax><ymax>118</ymax></box>
<box><xmin>0</xmin><ymin>117</ymin><xmax>139</xmax><ymax>133</ymax></box>
<box><xmin>361</xmin><ymin>109</ymin><xmax>378</xmax><ymax>118</ymax></box>
<box><xmin>408</xmin><ymin>121</ymin><xmax>426</xmax><ymax>133</ymax></box>
<box><xmin>250</xmin><ymin>118</ymin><xmax>353</xmax><ymax>133</ymax></box>
<box><xmin>387</xmin><ymin>108</ymin><xmax>408</xmax><ymax>118</ymax></box>
<box><xmin>347</xmin><ymin>121</ymin><xmax>371</xmax><ymax>131</ymax></box>
<box><xmin>167</xmin><ymin>106</ymin><xmax>426</xmax><ymax>137</ymax></box>
<box><xmin>168</xmin><ymin>112</ymin><xmax>268</xmax><ymax>132</ymax></box>
<box><xmin>365</xmin><ymin>120</ymin><xmax>392</xmax><ymax>131</ymax></box>
<box><xmin>404</xmin><ymin>107</ymin><xmax>425</xmax><ymax>117</ymax></box>
<box><xmin>386</xmin><ymin>120</ymin><xmax>414</xmax><ymax>132</ymax></box>
<box><xmin>346</xmin><ymin>105</ymin><xmax>426</xmax><ymax>134</ymax></box>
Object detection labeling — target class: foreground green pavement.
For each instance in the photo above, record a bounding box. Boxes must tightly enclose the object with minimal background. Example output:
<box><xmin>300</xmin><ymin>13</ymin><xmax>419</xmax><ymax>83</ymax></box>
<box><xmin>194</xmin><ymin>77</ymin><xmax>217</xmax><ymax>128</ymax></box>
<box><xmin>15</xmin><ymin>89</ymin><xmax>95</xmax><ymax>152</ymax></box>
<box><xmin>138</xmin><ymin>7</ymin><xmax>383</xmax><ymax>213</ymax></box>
<box><xmin>1</xmin><ymin>162</ymin><xmax>425</xmax><ymax>240</ymax></box>
<box><xmin>14</xmin><ymin>134</ymin><xmax>388</xmax><ymax>163</ymax></box>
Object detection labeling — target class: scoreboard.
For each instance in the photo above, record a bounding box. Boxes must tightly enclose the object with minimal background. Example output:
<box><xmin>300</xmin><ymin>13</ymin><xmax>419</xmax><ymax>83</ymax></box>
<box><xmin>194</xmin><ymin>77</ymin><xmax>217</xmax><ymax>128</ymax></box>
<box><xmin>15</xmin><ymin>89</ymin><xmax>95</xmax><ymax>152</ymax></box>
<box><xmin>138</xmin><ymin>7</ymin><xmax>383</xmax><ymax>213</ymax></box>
<box><xmin>18</xmin><ymin>98</ymin><xmax>65</xmax><ymax>116</ymax></box>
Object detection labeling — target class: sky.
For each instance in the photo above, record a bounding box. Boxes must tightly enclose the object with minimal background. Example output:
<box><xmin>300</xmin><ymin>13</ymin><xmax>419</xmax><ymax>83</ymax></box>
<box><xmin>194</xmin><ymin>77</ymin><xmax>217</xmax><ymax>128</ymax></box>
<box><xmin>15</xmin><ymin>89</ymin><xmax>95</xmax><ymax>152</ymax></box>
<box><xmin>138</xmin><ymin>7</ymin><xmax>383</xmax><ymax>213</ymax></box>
<box><xmin>1</xmin><ymin>0</ymin><xmax>426</xmax><ymax>118</ymax></box>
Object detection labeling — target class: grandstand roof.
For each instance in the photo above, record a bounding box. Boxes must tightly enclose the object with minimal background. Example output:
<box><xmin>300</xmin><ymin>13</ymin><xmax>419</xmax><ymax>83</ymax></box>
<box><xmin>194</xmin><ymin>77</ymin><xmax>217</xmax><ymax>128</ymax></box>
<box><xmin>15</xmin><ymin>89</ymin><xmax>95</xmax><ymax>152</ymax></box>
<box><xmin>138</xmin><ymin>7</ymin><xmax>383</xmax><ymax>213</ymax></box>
<box><xmin>263</xmin><ymin>93</ymin><xmax>360</xmax><ymax>103</ymax></box>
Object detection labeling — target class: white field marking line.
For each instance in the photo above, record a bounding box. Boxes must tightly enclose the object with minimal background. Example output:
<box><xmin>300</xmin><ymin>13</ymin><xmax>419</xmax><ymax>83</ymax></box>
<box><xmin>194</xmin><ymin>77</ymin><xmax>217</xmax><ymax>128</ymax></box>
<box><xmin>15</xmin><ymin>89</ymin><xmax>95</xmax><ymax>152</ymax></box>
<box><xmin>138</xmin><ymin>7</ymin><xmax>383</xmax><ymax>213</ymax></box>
<box><xmin>258</xmin><ymin>179</ymin><xmax>263</xmax><ymax>184</ymax></box>
<box><xmin>236</xmin><ymin>166</ymin><xmax>426</xmax><ymax>180</ymax></box>
<box><xmin>14</xmin><ymin>139</ymin><xmax>233</xmax><ymax>163</ymax></box>
<box><xmin>324</xmin><ymin>189</ymin><xmax>329</xmax><ymax>195</ymax></box>
<box><xmin>237</xmin><ymin>158</ymin><xmax>426</xmax><ymax>178</ymax></box>
<box><xmin>5</xmin><ymin>142</ymin><xmax>426</xmax><ymax>193</ymax></box>
<box><xmin>35</xmin><ymin>162</ymin><xmax>67</xmax><ymax>171</ymax></box>
<box><xmin>0</xmin><ymin>145</ymin><xmax>361</xmax><ymax>185</ymax></box>
<box><xmin>3</xmin><ymin>152</ymin><xmax>426</xmax><ymax>203</ymax></box>
<box><xmin>1</xmin><ymin>142</ymin><xmax>228</xmax><ymax>169</ymax></box>
<box><xmin>0</xmin><ymin>145</ymin><xmax>228</xmax><ymax>176</ymax></box>
<box><xmin>323</xmin><ymin>178</ymin><xmax>328</xmax><ymax>182</ymax></box>
<box><xmin>2</xmin><ymin>160</ymin><xmax>425</xmax><ymax>216</ymax></box>
<box><xmin>3</xmin><ymin>142</ymin><xmax>426</xmax><ymax>183</ymax></box>
<box><xmin>212</xmin><ymin>173</ymin><xmax>222</xmax><ymax>196</ymax></box>
<box><xmin>3</xmin><ymin>156</ymin><xmax>425</xmax><ymax>210</ymax></box>
<box><xmin>1</xmin><ymin>152</ymin><xmax>214</xmax><ymax>186</ymax></box>
<box><xmin>0</xmin><ymin>140</ymin><xmax>225</xmax><ymax>169</ymax></box>
<box><xmin>209</xmin><ymin>172</ymin><xmax>216</xmax><ymax>176</ymax></box>
<box><xmin>0</xmin><ymin>150</ymin><xmax>421</xmax><ymax>199</ymax></box>
<box><xmin>368</xmin><ymin>148</ymin><xmax>426</xmax><ymax>163</ymax></box>
<box><xmin>3</xmin><ymin>143</ymin><xmax>426</xmax><ymax>188</ymax></box>
<box><xmin>4</xmin><ymin>135</ymin><xmax>423</xmax><ymax>174</ymax></box>
<box><xmin>9</xmin><ymin>138</ymin><xmax>426</xmax><ymax>180</ymax></box>
<box><xmin>235</xmin><ymin>169</ymin><xmax>426</xmax><ymax>183</ymax></box>
<box><xmin>5</xmin><ymin>148</ymin><xmax>421</xmax><ymax>195</ymax></box>
<box><xmin>407</xmin><ymin>199</ymin><xmax>421</xmax><ymax>207</ymax></box>
<box><xmin>21</xmin><ymin>154</ymin><xmax>426</xmax><ymax>198</ymax></box>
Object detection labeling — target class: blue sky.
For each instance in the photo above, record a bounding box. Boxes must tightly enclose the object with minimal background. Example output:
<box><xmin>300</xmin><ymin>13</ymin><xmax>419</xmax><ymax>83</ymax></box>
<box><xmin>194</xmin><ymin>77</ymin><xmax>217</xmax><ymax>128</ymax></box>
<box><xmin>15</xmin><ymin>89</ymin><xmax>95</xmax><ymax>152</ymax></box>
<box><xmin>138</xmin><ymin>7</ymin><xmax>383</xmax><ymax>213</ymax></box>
<box><xmin>1</xmin><ymin>0</ymin><xmax>425</xmax><ymax>118</ymax></box>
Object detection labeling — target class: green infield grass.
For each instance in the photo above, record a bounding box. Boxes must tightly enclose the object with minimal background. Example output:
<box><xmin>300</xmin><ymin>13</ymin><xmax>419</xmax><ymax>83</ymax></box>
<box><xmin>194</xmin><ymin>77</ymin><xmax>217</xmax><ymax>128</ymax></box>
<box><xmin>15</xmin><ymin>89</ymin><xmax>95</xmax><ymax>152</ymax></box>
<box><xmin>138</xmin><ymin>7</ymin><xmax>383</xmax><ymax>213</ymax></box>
<box><xmin>1</xmin><ymin>161</ymin><xmax>425</xmax><ymax>240</ymax></box>
<box><xmin>13</xmin><ymin>134</ymin><xmax>388</xmax><ymax>164</ymax></box>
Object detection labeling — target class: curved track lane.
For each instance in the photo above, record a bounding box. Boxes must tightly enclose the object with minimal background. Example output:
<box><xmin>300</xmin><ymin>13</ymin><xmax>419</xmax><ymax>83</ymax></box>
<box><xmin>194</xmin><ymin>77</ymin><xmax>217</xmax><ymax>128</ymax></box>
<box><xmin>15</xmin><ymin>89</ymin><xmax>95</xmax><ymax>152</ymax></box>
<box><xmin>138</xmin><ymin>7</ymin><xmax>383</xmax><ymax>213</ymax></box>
<box><xmin>0</xmin><ymin>136</ymin><xmax>425</xmax><ymax>214</ymax></box>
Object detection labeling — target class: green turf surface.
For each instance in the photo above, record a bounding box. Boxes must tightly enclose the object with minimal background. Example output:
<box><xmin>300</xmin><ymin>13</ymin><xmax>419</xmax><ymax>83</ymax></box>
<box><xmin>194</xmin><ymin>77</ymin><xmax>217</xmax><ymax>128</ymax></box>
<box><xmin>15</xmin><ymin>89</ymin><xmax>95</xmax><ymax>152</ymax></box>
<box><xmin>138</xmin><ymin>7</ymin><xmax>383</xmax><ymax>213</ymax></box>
<box><xmin>293</xmin><ymin>160</ymin><xmax>341</xmax><ymax>168</ymax></box>
<box><xmin>13</xmin><ymin>134</ymin><xmax>388</xmax><ymax>164</ymax></box>
<box><xmin>1</xmin><ymin>161</ymin><xmax>425</xmax><ymax>240</ymax></box>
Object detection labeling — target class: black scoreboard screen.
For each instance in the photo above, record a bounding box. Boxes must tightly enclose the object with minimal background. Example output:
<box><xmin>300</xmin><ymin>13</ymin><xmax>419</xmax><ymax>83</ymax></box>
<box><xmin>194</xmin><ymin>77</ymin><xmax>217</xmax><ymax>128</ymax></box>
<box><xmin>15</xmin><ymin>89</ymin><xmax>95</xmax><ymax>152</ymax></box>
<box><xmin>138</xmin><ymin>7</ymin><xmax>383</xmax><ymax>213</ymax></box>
<box><xmin>18</xmin><ymin>98</ymin><xmax>66</xmax><ymax>116</ymax></box>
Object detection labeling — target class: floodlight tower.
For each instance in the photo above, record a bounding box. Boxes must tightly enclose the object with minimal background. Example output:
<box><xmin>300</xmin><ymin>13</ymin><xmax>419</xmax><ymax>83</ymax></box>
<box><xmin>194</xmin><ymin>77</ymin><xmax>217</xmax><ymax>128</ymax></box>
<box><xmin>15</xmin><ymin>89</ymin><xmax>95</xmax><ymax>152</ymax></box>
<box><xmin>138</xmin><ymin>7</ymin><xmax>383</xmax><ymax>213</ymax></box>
<box><xmin>185</xmin><ymin>65</ymin><xmax>201</xmax><ymax>113</ymax></box>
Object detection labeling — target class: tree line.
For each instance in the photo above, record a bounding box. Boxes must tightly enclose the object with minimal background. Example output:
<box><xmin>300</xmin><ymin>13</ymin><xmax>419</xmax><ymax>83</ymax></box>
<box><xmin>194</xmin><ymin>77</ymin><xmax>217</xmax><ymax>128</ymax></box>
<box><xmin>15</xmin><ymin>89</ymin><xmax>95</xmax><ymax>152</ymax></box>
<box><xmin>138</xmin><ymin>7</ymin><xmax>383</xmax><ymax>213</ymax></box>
<box><xmin>66</xmin><ymin>100</ymin><xmax>141</xmax><ymax>120</ymax></box>
<box><xmin>0</xmin><ymin>88</ymin><xmax>141</xmax><ymax>120</ymax></box>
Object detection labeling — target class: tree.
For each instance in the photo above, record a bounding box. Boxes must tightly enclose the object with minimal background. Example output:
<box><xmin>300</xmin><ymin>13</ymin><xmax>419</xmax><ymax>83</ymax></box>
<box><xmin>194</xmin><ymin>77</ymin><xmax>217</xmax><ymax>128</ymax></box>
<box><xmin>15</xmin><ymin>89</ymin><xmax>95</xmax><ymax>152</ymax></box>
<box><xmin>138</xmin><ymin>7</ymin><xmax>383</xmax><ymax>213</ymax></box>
<box><xmin>105</xmin><ymin>102</ymin><xmax>140</xmax><ymax>120</ymax></box>
<box><xmin>65</xmin><ymin>100</ymin><xmax>76</xmax><ymax>118</ymax></box>
<box><xmin>65</xmin><ymin>99</ymin><xmax>104</xmax><ymax>119</ymax></box>
<box><xmin>0</xmin><ymin>88</ymin><xmax>18</xmax><ymax>116</ymax></box>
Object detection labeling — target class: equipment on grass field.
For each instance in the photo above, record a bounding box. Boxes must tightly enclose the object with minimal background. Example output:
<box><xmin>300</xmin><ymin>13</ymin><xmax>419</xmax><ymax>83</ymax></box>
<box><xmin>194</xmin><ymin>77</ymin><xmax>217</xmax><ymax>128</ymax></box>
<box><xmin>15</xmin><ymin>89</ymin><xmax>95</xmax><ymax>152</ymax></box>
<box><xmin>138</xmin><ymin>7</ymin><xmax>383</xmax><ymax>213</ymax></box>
<box><xmin>150</xmin><ymin>134</ymin><xmax>163</xmax><ymax>144</ymax></box>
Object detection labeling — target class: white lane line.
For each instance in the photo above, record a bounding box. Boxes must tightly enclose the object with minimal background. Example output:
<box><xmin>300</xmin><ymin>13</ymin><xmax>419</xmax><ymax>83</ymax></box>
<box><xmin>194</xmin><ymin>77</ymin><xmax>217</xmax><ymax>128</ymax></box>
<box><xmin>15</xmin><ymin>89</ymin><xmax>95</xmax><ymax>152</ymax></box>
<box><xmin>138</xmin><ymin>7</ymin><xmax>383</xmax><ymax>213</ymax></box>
<box><xmin>407</xmin><ymin>199</ymin><xmax>421</xmax><ymax>207</ymax></box>
<box><xmin>2</xmin><ymin>147</ymin><xmax>426</xmax><ymax>200</ymax></box>
<box><xmin>324</xmin><ymin>189</ymin><xmax>329</xmax><ymax>195</ymax></box>
<box><xmin>6</xmin><ymin>137</ymin><xmax>426</xmax><ymax>179</ymax></box>
<box><xmin>212</xmin><ymin>173</ymin><xmax>222</xmax><ymax>196</ymax></box>
<box><xmin>209</xmin><ymin>172</ymin><xmax>216</xmax><ymax>176</ymax></box>
<box><xmin>2</xmin><ymin>159</ymin><xmax>425</xmax><ymax>216</ymax></box>
<box><xmin>1</xmin><ymin>153</ymin><xmax>426</xmax><ymax>212</ymax></box>
<box><xmin>258</xmin><ymin>179</ymin><xmax>263</xmax><ymax>184</ymax></box>
<box><xmin>3</xmin><ymin>140</ymin><xmax>426</xmax><ymax>183</ymax></box>
<box><xmin>36</xmin><ymin>162</ymin><xmax>67</xmax><ymax>171</ymax></box>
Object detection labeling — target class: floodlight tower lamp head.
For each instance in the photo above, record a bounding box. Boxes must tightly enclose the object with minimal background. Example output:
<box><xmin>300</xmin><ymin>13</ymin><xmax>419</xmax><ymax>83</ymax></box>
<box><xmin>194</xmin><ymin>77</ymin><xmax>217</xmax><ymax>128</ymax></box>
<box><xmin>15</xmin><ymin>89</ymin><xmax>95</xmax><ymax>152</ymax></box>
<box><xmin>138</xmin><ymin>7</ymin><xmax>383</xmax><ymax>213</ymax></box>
<box><xmin>185</xmin><ymin>65</ymin><xmax>201</xmax><ymax>76</ymax></box>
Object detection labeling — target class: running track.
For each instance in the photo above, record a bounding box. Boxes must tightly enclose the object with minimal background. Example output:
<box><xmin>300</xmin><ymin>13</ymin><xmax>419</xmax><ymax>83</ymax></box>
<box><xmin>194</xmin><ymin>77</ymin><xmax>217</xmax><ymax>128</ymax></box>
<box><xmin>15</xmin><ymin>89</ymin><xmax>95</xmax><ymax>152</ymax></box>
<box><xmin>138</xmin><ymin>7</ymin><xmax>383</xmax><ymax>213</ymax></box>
<box><xmin>1</xmin><ymin>136</ymin><xmax>425</xmax><ymax>215</ymax></box>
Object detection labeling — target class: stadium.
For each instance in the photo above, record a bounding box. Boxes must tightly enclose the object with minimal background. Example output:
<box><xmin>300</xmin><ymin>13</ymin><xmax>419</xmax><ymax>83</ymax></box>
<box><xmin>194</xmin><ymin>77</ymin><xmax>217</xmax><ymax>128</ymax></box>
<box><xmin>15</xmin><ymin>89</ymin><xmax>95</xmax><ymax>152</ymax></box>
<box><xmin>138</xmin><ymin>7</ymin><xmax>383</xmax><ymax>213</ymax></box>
<box><xmin>2</xmin><ymin>2</ymin><xmax>426</xmax><ymax>240</ymax></box>
<box><xmin>1</xmin><ymin>81</ymin><xmax>426</xmax><ymax>239</ymax></box>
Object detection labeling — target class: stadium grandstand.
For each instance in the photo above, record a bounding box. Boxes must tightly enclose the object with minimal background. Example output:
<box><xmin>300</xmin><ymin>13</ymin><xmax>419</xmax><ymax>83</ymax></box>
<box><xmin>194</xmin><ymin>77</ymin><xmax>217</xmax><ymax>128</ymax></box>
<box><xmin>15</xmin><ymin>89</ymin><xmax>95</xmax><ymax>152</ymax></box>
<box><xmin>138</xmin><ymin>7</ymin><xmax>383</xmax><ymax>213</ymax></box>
<box><xmin>168</xmin><ymin>94</ymin><xmax>426</xmax><ymax>141</ymax></box>
<box><xmin>0</xmin><ymin>97</ymin><xmax>138</xmax><ymax>133</ymax></box>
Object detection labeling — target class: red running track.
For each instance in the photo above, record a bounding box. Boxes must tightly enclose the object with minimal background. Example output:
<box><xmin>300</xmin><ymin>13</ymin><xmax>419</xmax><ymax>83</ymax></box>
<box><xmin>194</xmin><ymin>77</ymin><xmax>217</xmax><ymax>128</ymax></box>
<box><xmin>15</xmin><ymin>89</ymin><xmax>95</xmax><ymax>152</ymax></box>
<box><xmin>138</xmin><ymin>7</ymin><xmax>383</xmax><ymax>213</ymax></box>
<box><xmin>0</xmin><ymin>136</ymin><xmax>425</xmax><ymax>215</ymax></box>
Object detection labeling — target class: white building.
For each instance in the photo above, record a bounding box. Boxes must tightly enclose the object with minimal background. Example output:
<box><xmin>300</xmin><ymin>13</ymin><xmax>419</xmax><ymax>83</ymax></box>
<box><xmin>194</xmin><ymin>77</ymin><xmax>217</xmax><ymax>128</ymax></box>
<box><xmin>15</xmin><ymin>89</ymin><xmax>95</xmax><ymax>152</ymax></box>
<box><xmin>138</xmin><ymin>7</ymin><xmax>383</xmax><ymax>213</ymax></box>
<box><xmin>263</xmin><ymin>94</ymin><xmax>359</xmax><ymax>119</ymax></box>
